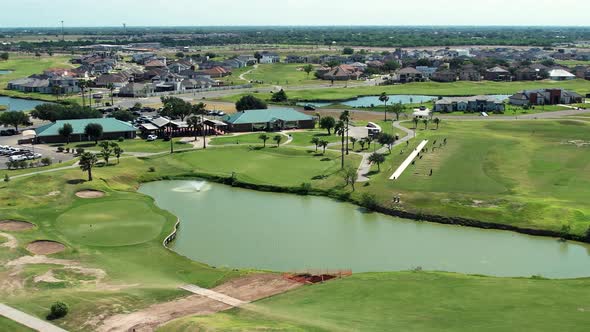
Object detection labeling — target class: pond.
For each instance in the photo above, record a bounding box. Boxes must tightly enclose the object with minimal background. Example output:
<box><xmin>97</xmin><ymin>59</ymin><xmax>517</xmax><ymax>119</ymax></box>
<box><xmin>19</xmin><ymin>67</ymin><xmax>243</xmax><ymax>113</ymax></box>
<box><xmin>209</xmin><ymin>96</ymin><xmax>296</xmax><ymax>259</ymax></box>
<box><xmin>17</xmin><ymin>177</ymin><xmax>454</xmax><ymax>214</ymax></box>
<box><xmin>298</xmin><ymin>94</ymin><xmax>511</xmax><ymax>108</ymax></box>
<box><xmin>0</xmin><ymin>96</ymin><xmax>49</xmax><ymax>111</ymax></box>
<box><xmin>139</xmin><ymin>180</ymin><xmax>590</xmax><ymax>278</ymax></box>
<box><xmin>0</xmin><ymin>70</ymin><xmax>13</xmax><ymax>75</ymax></box>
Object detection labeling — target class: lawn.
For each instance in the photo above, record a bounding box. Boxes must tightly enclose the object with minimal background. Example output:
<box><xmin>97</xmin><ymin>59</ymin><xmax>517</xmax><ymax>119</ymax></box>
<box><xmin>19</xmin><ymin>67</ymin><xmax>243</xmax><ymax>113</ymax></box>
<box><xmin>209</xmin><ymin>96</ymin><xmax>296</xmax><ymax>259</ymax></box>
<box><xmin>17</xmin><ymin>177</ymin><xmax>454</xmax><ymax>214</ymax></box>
<box><xmin>162</xmin><ymin>272</ymin><xmax>590</xmax><ymax>332</ymax></box>
<box><xmin>219</xmin><ymin>79</ymin><xmax>590</xmax><ymax>103</ymax></box>
<box><xmin>0</xmin><ymin>54</ymin><xmax>76</xmax><ymax>102</ymax></box>
<box><xmin>0</xmin><ymin>316</ymin><xmax>34</xmax><ymax>332</ymax></box>
<box><xmin>56</xmin><ymin>137</ymin><xmax>190</xmax><ymax>154</ymax></box>
<box><xmin>242</xmin><ymin>63</ymin><xmax>320</xmax><ymax>87</ymax></box>
<box><xmin>359</xmin><ymin>120</ymin><xmax>590</xmax><ymax>236</ymax></box>
<box><xmin>209</xmin><ymin>133</ymin><xmax>274</xmax><ymax>146</ymax></box>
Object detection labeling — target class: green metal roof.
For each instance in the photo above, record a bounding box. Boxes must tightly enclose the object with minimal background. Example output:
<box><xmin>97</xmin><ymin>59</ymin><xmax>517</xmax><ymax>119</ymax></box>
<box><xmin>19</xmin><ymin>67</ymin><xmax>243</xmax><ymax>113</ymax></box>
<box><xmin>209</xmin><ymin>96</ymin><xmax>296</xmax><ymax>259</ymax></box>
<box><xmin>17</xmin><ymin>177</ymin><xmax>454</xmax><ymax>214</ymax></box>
<box><xmin>35</xmin><ymin>118</ymin><xmax>136</xmax><ymax>137</ymax></box>
<box><xmin>224</xmin><ymin>108</ymin><xmax>313</xmax><ymax>125</ymax></box>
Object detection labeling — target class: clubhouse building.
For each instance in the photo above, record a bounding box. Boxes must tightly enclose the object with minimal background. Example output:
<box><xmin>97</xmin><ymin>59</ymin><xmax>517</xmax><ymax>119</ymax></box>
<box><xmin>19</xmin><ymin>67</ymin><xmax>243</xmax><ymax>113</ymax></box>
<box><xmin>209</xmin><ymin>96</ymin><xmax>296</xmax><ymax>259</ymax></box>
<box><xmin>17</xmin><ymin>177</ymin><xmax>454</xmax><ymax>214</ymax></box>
<box><xmin>223</xmin><ymin>108</ymin><xmax>315</xmax><ymax>132</ymax></box>
<box><xmin>434</xmin><ymin>95</ymin><xmax>506</xmax><ymax>113</ymax></box>
<box><xmin>508</xmin><ymin>88</ymin><xmax>583</xmax><ymax>106</ymax></box>
<box><xmin>35</xmin><ymin>118</ymin><xmax>137</xmax><ymax>144</ymax></box>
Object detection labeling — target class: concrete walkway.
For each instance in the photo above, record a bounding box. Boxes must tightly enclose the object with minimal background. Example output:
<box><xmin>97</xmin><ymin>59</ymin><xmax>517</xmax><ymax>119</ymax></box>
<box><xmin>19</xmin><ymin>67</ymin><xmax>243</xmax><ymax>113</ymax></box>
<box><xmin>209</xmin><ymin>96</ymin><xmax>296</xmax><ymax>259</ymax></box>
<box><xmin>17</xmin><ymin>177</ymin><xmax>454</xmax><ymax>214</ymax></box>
<box><xmin>180</xmin><ymin>285</ymin><xmax>248</xmax><ymax>307</ymax></box>
<box><xmin>0</xmin><ymin>303</ymin><xmax>68</xmax><ymax>332</ymax></box>
<box><xmin>390</xmin><ymin>140</ymin><xmax>429</xmax><ymax>180</ymax></box>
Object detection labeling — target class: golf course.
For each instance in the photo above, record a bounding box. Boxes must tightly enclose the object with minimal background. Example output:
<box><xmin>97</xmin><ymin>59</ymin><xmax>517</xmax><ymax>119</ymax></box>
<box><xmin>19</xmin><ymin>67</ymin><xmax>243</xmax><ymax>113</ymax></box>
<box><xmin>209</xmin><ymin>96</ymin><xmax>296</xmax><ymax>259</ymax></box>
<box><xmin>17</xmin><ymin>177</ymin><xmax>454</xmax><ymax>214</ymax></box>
<box><xmin>1</xmin><ymin>117</ymin><xmax>590</xmax><ymax>331</ymax></box>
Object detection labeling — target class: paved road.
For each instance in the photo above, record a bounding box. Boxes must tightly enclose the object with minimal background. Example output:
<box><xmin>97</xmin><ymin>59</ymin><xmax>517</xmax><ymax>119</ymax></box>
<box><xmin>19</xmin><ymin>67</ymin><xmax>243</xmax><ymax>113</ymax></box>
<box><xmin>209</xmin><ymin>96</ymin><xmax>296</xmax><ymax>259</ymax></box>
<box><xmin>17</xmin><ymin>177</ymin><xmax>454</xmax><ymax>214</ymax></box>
<box><xmin>0</xmin><ymin>303</ymin><xmax>68</xmax><ymax>332</ymax></box>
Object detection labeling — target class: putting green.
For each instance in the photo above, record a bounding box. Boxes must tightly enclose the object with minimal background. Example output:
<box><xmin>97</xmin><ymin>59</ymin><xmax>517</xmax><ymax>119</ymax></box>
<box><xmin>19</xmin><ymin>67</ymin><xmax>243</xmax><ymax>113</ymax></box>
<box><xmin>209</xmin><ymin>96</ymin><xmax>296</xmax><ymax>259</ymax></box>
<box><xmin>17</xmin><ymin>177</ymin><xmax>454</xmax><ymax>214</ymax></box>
<box><xmin>56</xmin><ymin>199</ymin><xmax>167</xmax><ymax>247</ymax></box>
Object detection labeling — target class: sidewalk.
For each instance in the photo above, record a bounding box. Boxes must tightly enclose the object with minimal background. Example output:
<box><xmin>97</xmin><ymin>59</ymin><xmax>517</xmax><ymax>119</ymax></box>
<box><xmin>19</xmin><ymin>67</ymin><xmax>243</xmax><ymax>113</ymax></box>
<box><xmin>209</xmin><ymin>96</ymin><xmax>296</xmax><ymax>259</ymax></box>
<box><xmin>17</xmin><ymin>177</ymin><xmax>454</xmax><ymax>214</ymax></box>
<box><xmin>0</xmin><ymin>303</ymin><xmax>68</xmax><ymax>332</ymax></box>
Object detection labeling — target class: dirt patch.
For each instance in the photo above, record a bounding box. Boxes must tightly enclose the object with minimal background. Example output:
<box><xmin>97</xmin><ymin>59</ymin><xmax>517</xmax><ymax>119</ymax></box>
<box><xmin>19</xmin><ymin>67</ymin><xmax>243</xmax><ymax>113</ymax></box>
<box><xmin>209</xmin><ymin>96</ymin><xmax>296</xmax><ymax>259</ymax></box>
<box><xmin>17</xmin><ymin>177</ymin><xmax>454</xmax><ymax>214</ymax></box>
<box><xmin>34</xmin><ymin>270</ymin><xmax>63</xmax><ymax>283</ymax></box>
<box><xmin>26</xmin><ymin>240</ymin><xmax>66</xmax><ymax>255</ymax></box>
<box><xmin>0</xmin><ymin>220</ymin><xmax>34</xmax><ymax>232</ymax></box>
<box><xmin>97</xmin><ymin>274</ymin><xmax>301</xmax><ymax>332</ymax></box>
<box><xmin>75</xmin><ymin>190</ymin><xmax>105</xmax><ymax>199</ymax></box>
<box><xmin>0</xmin><ymin>232</ymin><xmax>18</xmax><ymax>249</ymax></box>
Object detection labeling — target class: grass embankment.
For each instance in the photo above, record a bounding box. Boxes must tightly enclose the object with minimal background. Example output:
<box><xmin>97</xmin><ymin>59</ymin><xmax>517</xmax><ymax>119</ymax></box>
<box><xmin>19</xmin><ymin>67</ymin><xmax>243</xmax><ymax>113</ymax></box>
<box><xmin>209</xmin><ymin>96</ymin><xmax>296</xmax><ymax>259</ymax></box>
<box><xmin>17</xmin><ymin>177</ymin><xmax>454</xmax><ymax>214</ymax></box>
<box><xmin>0</xmin><ymin>146</ymin><xmax>356</xmax><ymax>330</ymax></box>
<box><xmin>161</xmin><ymin>272</ymin><xmax>590</xmax><ymax>332</ymax></box>
<box><xmin>219</xmin><ymin>79</ymin><xmax>590</xmax><ymax>103</ymax></box>
<box><xmin>0</xmin><ymin>55</ymin><xmax>75</xmax><ymax>102</ymax></box>
<box><xmin>0</xmin><ymin>316</ymin><xmax>34</xmax><ymax>332</ymax></box>
<box><xmin>361</xmin><ymin>120</ymin><xmax>590</xmax><ymax>237</ymax></box>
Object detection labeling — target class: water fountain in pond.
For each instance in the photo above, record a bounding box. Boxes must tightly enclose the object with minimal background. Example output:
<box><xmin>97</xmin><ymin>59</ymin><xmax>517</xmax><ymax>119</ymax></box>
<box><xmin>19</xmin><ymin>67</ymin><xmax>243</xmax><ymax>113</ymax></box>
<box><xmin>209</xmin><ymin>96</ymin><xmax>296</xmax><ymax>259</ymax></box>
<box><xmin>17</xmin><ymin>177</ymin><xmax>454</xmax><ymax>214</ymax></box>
<box><xmin>172</xmin><ymin>181</ymin><xmax>211</xmax><ymax>193</ymax></box>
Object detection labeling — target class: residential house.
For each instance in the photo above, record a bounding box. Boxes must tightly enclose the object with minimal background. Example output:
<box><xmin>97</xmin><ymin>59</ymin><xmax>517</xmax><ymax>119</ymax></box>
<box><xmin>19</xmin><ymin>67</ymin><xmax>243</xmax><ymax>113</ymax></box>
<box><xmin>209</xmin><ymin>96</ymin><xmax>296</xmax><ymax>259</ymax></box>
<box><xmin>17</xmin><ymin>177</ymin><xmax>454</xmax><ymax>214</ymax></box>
<box><xmin>117</xmin><ymin>82</ymin><xmax>155</xmax><ymax>98</ymax></box>
<box><xmin>397</xmin><ymin>67</ymin><xmax>425</xmax><ymax>83</ymax></box>
<box><xmin>548</xmin><ymin>69</ymin><xmax>576</xmax><ymax>81</ymax></box>
<box><xmin>323</xmin><ymin>65</ymin><xmax>362</xmax><ymax>81</ymax></box>
<box><xmin>285</xmin><ymin>55</ymin><xmax>306</xmax><ymax>64</ymax></box>
<box><xmin>509</xmin><ymin>89</ymin><xmax>583</xmax><ymax>106</ymax></box>
<box><xmin>431</xmin><ymin>69</ymin><xmax>457</xmax><ymax>82</ymax></box>
<box><xmin>94</xmin><ymin>73</ymin><xmax>130</xmax><ymax>88</ymax></box>
<box><xmin>484</xmin><ymin>66</ymin><xmax>511</xmax><ymax>81</ymax></box>
<box><xmin>435</xmin><ymin>96</ymin><xmax>506</xmax><ymax>113</ymax></box>
<box><xmin>573</xmin><ymin>66</ymin><xmax>590</xmax><ymax>80</ymax></box>
<box><xmin>458</xmin><ymin>66</ymin><xmax>482</xmax><ymax>81</ymax></box>
<box><xmin>260</xmin><ymin>52</ymin><xmax>280</xmax><ymax>64</ymax></box>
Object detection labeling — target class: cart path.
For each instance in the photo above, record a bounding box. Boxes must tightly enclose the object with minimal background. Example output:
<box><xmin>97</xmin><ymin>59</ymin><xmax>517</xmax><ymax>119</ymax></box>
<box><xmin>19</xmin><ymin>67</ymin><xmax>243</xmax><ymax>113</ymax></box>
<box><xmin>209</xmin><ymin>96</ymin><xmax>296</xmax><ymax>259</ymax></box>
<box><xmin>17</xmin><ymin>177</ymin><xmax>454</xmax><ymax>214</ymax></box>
<box><xmin>180</xmin><ymin>284</ymin><xmax>248</xmax><ymax>307</ymax></box>
<box><xmin>0</xmin><ymin>303</ymin><xmax>69</xmax><ymax>332</ymax></box>
<box><xmin>390</xmin><ymin>140</ymin><xmax>429</xmax><ymax>180</ymax></box>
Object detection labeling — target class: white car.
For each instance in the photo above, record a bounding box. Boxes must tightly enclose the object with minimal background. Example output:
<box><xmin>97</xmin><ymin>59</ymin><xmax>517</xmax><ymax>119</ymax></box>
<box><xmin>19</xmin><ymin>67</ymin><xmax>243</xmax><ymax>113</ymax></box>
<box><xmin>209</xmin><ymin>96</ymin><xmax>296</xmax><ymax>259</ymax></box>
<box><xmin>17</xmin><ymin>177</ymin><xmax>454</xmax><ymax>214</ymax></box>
<box><xmin>146</xmin><ymin>135</ymin><xmax>158</xmax><ymax>141</ymax></box>
<box><xmin>9</xmin><ymin>155</ymin><xmax>27</xmax><ymax>162</ymax></box>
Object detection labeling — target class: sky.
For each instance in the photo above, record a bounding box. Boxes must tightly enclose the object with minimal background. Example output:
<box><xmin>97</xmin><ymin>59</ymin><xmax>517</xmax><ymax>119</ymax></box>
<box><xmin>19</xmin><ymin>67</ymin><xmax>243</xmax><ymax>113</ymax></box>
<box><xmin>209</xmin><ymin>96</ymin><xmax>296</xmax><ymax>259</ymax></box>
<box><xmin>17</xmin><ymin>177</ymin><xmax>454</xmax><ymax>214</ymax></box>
<box><xmin>2</xmin><ymin>0</ymin><xmax>589</xmax><ymax>27</ymax></box>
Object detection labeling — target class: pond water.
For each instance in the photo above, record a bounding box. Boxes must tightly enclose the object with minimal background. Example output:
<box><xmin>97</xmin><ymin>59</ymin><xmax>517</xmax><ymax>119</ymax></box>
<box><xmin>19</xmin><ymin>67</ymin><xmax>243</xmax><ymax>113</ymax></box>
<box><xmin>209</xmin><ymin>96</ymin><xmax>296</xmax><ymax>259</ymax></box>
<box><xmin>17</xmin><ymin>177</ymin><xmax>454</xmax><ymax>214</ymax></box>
<box><xmin>139</xmin><ymin>180</ymin><xmax>590</xmax><ymax>278</ymax></box>
<box><xmin>298</xmin><ymin>94</ymin><xmax>511</xmax><ymax>108</ymax></box>
<box><xmin>0</xmin><ymin>96</ymin><xmax>48</xmax><ymax>111</ymax></box>
<box><xmin>0</xmin><ymin>70</ymin><xmax>13</xmax><ymax>75</ymax></box>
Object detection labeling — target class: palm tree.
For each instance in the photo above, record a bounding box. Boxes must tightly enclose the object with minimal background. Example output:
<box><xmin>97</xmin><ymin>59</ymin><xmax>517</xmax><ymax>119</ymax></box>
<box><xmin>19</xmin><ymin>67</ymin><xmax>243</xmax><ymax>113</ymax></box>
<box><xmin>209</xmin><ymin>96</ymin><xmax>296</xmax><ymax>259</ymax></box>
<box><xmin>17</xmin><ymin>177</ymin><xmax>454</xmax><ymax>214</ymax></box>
<box><xmin>379</xmin><ymin>92</ymin><xmax>390</xmax><ymax>121</ymax></box>
<box><xmin>339</xmin><ymin>110</ymin><xmax>350</xmax><ymax>155</ymax></box>
<box><xmin>391</xmin><ymin>103</ymin><xmax>403</xmax><ymax>121</ymax></box>
<box><xmin>319</xmin><ymin>140</ymin><xmax>329</xmax><ymax>154</ymax></box>
<box><xmin>79</xmin><ymin>152</ymin><xmax>98</xmax><ymax>181</ymax></box>
<box><xmin>187</xmin><ymin>116</ymin><xmax>200</xmax><ymax>141</ymax></box>
<box><xmin>52</xmin><ymin>85</ymin><xmax>61</xmax><ymax>101</ymax></box>
<box><xmin>335</xmin><ymin>120</ymin><xmax>346</xmax><ymax>169</ymax></box>
<box><xmin>111</xmin><ymin>143</ymin><xmax>123</xmax><ymax>164</ymax></box>
<box><xmin>413</xmin><ymin>117</ymin><xmax>419</xmax><ymax>129</ymax></box>
<box><xmin>315</xmin><ymin>112</ymin><xmax>321</xmax><ymax>127</ymax></box>
<box><xmin>79</xmin><ymin>80</ymin><xmax>87</xmax><ymax>107</ymax></box>
<box><xmin>350</xmin><ymin>137</ymin><xmax>357</xmax><ymax>150</ymax></box>
<box><xmin>434</xmin><ymin>117</ymin><xmax>441</xmax><ymax>129</ymax></box>
<box><xmin>107</xmin><ymin>83</ymin><xmax>115</xmax><ymax>106</ymax></box>
<box><xmin>259</xmin><ymin>133</ymin><xmax>269</xmax><ymax>147</ymax></box>
<box><xmin>368</xmin><ymin>152</ymin><xmax>385</xmax><ymax>171</ymax></box>
<box><xmin>273</xmin><ymin>134</ymin><xmax>283</xmax><ymax>147</ymax></box>
<box><xmin>423</xmin><ymin>119</ymin><xmax>429</xmax><ymax>130</ymax></box>
<box><xmin>98</xmin><ymin>141</ymin><xmax>112</xmax><ymax>164</ymax></box>
<box><xmin>311</xmin><ymin>137</ymin><xmax>321</xmax><ymax>152</ymax></box>
<box><xmin>359</xmin><ymin>139</ymin><xmax>366</xmax><ymax>150</ymax></box>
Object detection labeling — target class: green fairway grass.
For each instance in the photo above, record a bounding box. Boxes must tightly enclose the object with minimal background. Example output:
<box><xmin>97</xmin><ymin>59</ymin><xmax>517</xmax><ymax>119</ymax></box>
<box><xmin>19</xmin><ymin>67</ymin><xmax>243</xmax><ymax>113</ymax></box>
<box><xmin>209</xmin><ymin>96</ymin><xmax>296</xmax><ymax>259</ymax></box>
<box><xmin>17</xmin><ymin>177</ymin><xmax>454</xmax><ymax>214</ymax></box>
<box><xmin>0</xmin><ymin>316</ymin><xmax>34</xmax><ymax>332</ymax></box>
<box><xmin>209</xmin><ymin>133</ymin><xmax>271</xmax><ymax>146</ymax></box>
<box><xmin>243</xmin><ymin>63</ymin><xmax>320</xmax><ymax>86</ymax></box>
<box><xmin>57</xmin><ymin>198</ymin><xmax>168</xmax><ymax>246</ymax></box>
<box><xmin>163</xmin><ymin>272</ymin><xmax>590</xmax><ymax>332</ymax></box>
<box><xmin>361</xmin><ymin>120</ymin><xmax>590</xmax><ymax>236</ymax></box>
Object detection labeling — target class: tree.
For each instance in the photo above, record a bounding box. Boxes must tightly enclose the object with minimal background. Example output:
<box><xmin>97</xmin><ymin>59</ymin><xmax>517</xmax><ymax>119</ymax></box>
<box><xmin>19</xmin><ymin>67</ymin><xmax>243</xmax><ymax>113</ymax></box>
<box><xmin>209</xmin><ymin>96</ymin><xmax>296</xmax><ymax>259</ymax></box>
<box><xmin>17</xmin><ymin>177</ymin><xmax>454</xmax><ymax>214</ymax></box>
<box><xmin>259</xmin><ymin>133</ymin><xmax>269</xmax><ymax>147</ymax></box>
<box><xmin>368</xmin><ymin>152</ymin><xmax>386</xmax><ymax>171</ymax></box>
<box><xmin>434</xmin><ymin>117</ymin><xmax>441</xmax><ymax>129</ymax></box>
<box><xmin>273</xmin><ymin>134</ymin><xmax>283</xmax><ymax>147</ymax></box>
<box><xmin>335</xmin><ymin>120</ymin><xmax>346</xmax><ymax>169</ymax></box>
<box><xmin>111</xmin><ymin>142</ymin><xmax>123</xmax><ymax>164</ymax></box>
<box><xmin>339</xmin><ymin>110</ymin><xmax>350</xmax><ymax>155</ymax></box>
<box><xmin>350</xmin><ymin>137</ymin><xmax>357</xmax><ymax>150</ymax></box>
<box><xmin>359</xmin><ymin>139</ymin><xmax>366</xmax><ymax>150</ymax></box>
<box><xmin>413</xmin><ymin>117</ymin><xmax>419</xmax><ymax>129</ymax></box>
<box><xmin>236</xmin><ymin>95</ymin><xmax>267</xmax><ymax>111</ymax></box>
<box><xmin>311</xmin><ymin>137</ymin><xmax>321</xmax><ymax>152</ymax></box>
<box><xmin>423</xmin><ymin>119</ymin><xmax>429</xmax><ymax>130</ymax></box>
<box><xmin>391</xmin><ymin>103</ymin><xmax>404</xmax><ymax>121</ymax></box>
<box><xmin>319</xmin><ymin>116</ymin><xmax>336</xmax><ymax>135</ymax></box>
<box><xmin>58</xmin><ymin>123</ymin><xmax>73</xmax><ymax>144</ymax></box>
<box><xmin>0</xmin><ymin>52</ymin><xmax>9</xmax><ymax>61</ymax></box>
<box><xmin>377</xmin><ymin>133</ymin><xmax>396</xmax><ymax>153</ymax></box>
<box><xmin>98</xmin><ymin>141</ymin><xmax>112</xmax><ymax>164</ymax></box>
<box><xmin>187</xmin><ymin>116</ymin><xmax>201</xmax><ymax>141</ymax></box>
<box><xmin>379</xmin><ymin>92</ymin><xmax>390</xmax><ymax>121</ymax></box>
<box><xmin>319</xmin><ymin>140</ymin><xmax>329</xmax><ymax>154</ymax></box>
<box><xmin>107</xmin><ymin>83</ymin><xmax>115</xmax><ymax>106</ymax></box>
<box><xmin>270</xmin><ymin>89</ymin><xmax>288</xmax><ymax>102</ymax></box>
<box><xmin>47</xmin><ymin>301</ymin><xmax>69</xmax><ymax>320</ymax></box>
<box><xmin>303</xmin><ymin>64</ymin><xmax>314</xmax><ymax>78</ymax></box>
<box><xmin>254</xmin><ymin>52</ymin><xmax>262</xmax><ymax>64</ymax></box>
<box><xmin>79</xmin><ymin>152</ymin><xmax>98</xmax><ymax>181</ymax></box>
<box><xmin>160</xmin><ymin>96</ymin><xmax>192</xmax><ymax>121</ymax></box>
<box><xmin>342</xmin><ymin>166</ymin><xmax>358</xmax><ymax>191</ymax></box>
<box><xmin>342</xmin><ymin>47</ymin><xmax>354</xmax><ymax>55</ymax></box>
<box><xmin>191</xmin><ymin>102</ymin><xmax>207</xmax><ymax>115</ymax></box>
<box><xmin>112</xmin><ymin>110</ymin><xmax>136</xmax><ymax>122</ymax></box>
<box><xmin>84</xmin><ymin>123</ymin><xmax>103</xmax><ymax>144</ymax></box>
<box><xmin>0</xmin><ymin>111</ymin><xmax>31</xmax><ymax>133</ymax></box>
<box><xmin>383</xmin><ymin>60</ymin><xmax>400</xmax><ymax>72</ymax></box>
<box><xmin>175</xmin><ymin>52</ymin><xmax>185</xmax><ymax>58</ymax></box>
<box><xmin>31</xmin><ymin>103</ymin><xmax>101</xmax><ymax>122</ymax></box>
<box><xmin>79</xmin><ymin>80</ymin><xmax>88</xmax><ymax>108</ymax></box>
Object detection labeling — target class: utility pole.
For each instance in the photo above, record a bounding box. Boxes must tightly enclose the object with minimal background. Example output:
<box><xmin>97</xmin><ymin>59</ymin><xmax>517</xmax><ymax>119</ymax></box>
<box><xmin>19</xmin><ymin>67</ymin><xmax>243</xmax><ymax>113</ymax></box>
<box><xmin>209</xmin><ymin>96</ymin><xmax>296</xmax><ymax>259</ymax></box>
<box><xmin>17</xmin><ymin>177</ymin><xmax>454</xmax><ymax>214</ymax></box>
<box><xmin>61</xmin><ymin>20</ymin><xmax>65</xmax><ymax>41</ymax></box>
<box><xmin>123</xmin><ymin>23</ymin><xmax>127</xmax><ymax>37</ymax></box>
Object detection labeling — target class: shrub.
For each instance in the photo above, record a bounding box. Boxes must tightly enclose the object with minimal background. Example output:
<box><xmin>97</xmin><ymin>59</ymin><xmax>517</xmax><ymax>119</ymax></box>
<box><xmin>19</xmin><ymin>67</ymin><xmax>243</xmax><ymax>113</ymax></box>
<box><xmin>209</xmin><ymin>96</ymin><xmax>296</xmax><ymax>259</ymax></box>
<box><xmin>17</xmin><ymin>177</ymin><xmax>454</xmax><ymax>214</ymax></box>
<box><xmin>57</xmin><ymin>147</ymin><xmax>64</xmax><ymax>152</ymax></box>
<box><xmin>65</xmin><ymin>147</ymin><xmax>70</xmax><ymax>153</ymax></box>
<box><xmin>47</xmin><ymin>301</ymin><xmax>68</xmax><ymax>320</ymax></box>
<box><xmin>40</xmin><ymin>157</ymin><xmax>52</xmax><ymax>166</ymax></box>
<box><xmin>75</xmin><ymin>148</ymin><xmax>85</xmax><ymax>155</ymax></box>
<box><xmin>298</xmin><ymin>182</ymin><xmax>312</xmax><ymax>195</ymax></box>
<box><xmin>360</xmin><ymin>192</ymin><xmax>378</xmax><ymax>210</ymax></box>
<box><xmin>148</xmin><ymin>166</ymin><xmax>156</xmax><ymax>172</ymax></box>
<box><xmin>118</xmin><ymin>136</ymin><xmax>124</xmax><ymax>142</ymax></box>
<box><xmin>3</xmin><ymin>174</ymin><xmax>9</xmax><ymax>182</ymax></box>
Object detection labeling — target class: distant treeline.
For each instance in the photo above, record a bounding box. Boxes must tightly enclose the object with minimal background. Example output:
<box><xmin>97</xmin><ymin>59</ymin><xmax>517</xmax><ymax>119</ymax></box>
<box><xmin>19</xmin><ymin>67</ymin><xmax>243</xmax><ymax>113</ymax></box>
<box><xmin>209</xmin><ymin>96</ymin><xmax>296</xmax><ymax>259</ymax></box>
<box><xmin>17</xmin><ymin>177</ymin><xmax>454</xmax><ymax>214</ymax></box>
<box><xmin>2</xmin><ymin>26</ymin><xmax>590</xmax><ymax>48</ymax></box>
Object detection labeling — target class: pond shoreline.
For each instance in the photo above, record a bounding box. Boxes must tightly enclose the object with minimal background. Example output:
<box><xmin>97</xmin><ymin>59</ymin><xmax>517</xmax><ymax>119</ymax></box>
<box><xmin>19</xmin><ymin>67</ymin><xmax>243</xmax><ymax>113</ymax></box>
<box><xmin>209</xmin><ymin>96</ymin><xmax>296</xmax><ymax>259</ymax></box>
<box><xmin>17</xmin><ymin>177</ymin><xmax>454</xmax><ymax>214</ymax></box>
<box><xmin>148</xmin><ymin>172</ymin><xmax>590</xmax><ymax>246</ymax></box>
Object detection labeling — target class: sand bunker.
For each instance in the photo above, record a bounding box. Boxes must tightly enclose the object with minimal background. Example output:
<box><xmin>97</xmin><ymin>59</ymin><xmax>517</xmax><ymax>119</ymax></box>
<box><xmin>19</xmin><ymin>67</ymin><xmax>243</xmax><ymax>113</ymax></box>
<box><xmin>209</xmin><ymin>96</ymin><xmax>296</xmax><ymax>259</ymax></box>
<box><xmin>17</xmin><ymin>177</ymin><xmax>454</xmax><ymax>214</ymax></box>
<box><xmin>75</xmin><ymin>190</ymin><xmax>105</xmax><ymax>199</ymax></box>
<box><xmin>0</xmin><ymin>220</ymin><xmax>34</xmax><ymax>232</ymax></box>
<box><xmin>26</xmin><ymin>240</ymin><xmax>66</xmax><ymax>255</ymax></box>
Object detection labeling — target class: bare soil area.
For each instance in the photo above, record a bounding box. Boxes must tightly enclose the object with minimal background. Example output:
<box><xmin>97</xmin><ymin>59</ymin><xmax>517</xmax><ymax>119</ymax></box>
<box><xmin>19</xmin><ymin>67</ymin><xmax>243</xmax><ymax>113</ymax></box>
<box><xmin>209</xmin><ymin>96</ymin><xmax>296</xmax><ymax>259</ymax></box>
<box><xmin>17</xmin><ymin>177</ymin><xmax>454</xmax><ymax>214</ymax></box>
<box><xmin>97</xmin><ymin>273</ymin><xmax>301</xmax><ymax>332</ymax></box>
<box><xmin>26</xmin><ymin>240</ymin><xmax>66</xmax><ymax>255</ymax></box>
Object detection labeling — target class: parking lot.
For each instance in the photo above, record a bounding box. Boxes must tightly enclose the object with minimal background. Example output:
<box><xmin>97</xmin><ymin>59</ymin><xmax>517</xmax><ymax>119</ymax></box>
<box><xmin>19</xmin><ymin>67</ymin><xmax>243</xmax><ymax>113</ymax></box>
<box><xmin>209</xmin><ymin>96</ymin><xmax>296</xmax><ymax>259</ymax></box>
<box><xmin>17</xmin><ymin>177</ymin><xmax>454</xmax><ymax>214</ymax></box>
<box><xmin>0</xmin><ymin>130</ymin><xmax>76</xmax><ymax>170</ymax></box>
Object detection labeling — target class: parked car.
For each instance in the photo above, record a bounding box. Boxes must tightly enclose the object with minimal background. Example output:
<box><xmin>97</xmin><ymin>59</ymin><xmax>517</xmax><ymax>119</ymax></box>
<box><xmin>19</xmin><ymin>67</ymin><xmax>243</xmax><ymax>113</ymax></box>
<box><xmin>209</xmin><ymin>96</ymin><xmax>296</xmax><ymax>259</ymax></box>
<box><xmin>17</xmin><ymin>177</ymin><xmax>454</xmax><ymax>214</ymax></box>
<box><xmin>9</xmin><ymin>155</ymin><xmax>27</xmax><ymax>162</ymax></box>
<box><xmin>146</xmin><ymin>135</ymin><xmax>158</xmax><ymax>141</ymax></box>
<box><xmin>303</xmin><ymin>104</ymin><xmax>316</xmax><ymax>111</ymax></box>
<box><xmin>0</xmin><ymin>129</ymin><xmax>17</xmax><ymax>136</ymax></box>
